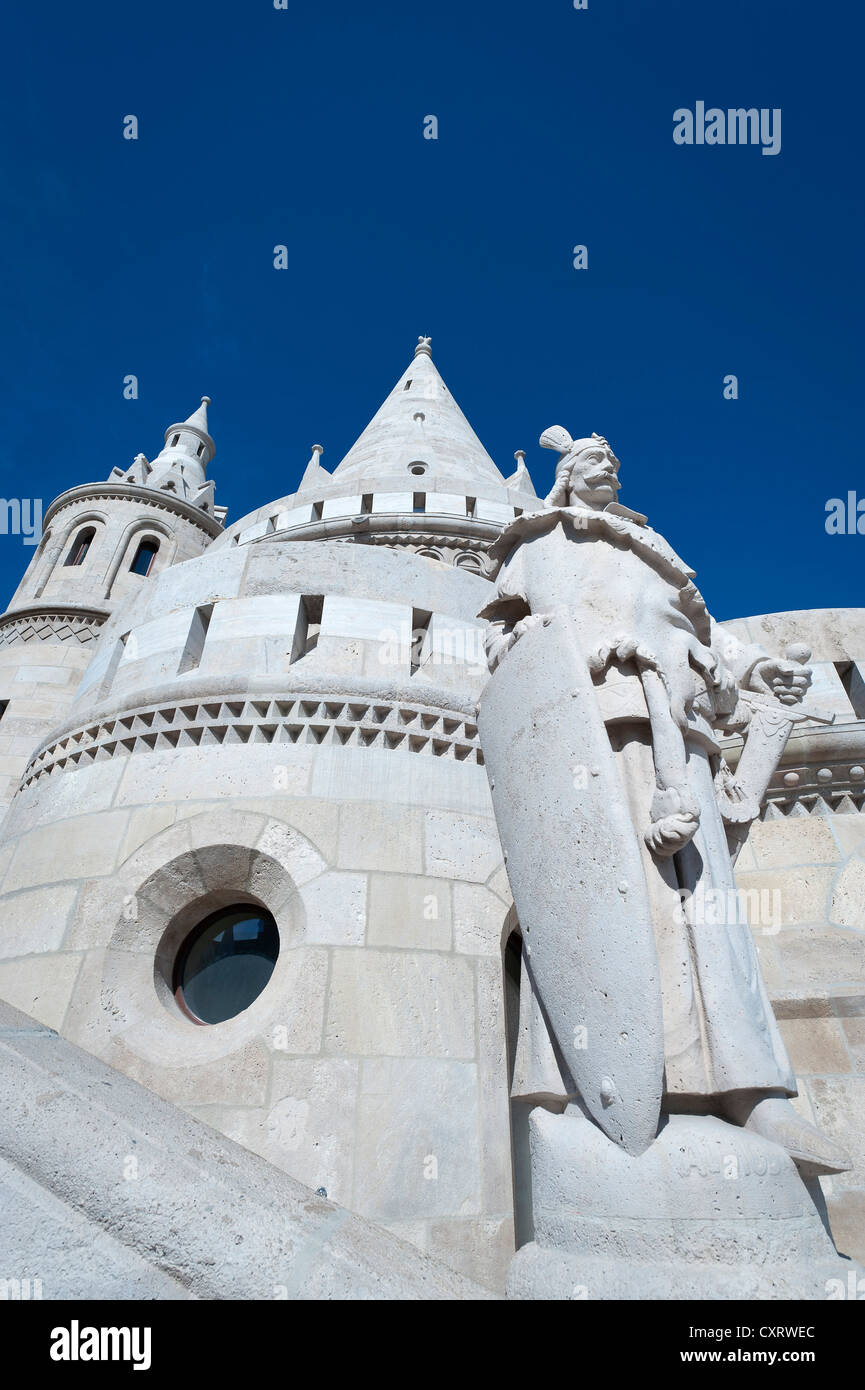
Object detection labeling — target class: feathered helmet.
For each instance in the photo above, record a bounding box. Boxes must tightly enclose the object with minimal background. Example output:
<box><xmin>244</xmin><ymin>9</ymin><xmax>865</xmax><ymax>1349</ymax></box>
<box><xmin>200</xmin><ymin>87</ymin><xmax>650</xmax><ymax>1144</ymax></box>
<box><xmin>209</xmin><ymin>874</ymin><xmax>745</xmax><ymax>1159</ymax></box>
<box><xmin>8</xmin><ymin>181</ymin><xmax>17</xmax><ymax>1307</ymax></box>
<box><xmin>540</xmin><ymin>428</ymin><xmax>620</xmax><ymax>507</ymax></box>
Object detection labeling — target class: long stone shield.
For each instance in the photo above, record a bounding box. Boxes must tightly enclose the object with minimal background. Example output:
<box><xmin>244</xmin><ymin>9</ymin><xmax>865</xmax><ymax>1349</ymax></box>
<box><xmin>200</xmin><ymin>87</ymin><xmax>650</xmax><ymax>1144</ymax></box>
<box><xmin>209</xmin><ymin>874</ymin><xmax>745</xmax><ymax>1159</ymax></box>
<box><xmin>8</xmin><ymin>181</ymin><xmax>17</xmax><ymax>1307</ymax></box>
<box><xmin>478</xmin><ymin>609</ymin><xmax>665</xmax><ymax>1155</ymax></box>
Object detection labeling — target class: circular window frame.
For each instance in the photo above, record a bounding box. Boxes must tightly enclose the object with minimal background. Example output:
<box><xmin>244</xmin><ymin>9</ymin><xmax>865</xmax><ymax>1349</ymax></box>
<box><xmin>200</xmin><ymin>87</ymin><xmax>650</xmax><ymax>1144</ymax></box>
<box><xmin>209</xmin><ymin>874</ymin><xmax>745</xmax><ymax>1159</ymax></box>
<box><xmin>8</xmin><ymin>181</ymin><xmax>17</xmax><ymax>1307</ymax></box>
<box><xmin>408</xmin><ymin>461</ymin><xmax>428</xmax><ymax>476</ymax></box>
<box><xmin>170</xmin><ymin>901</ymin><xmax>280</xmax><ymax>1027</ymax></box>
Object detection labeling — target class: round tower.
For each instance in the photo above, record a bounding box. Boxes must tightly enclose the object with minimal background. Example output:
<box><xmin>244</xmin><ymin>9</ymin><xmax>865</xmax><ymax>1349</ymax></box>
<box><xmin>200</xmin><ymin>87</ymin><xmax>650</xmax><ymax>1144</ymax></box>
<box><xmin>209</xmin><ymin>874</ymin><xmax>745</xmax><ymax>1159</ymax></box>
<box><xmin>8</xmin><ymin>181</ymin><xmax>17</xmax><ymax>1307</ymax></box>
<box><xmin>3</xmin><ymin>344</ymin><xmax>862</xmax><ymax>1289</ymax></box>
<box><xmin>0</xmin><ymin>399</ymin><xmax>224</xmax><ymax>809</ymax></box>
<box><xmin>0</xmin><ymin>342</ymin><xmax>527</xmax><ymax>1292</ymax></box>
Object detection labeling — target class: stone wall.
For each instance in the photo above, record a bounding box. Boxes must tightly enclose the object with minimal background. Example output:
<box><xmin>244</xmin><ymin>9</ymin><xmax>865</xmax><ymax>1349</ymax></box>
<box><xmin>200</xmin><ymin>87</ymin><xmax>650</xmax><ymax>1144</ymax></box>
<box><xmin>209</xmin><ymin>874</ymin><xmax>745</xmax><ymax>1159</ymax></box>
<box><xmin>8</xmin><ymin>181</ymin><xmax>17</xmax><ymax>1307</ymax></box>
<box><xmin>0</xmin><ymin>569</ymin><xmax>863</xmax><ymax>1293</ymax></box>
<box><xmin>725</xmin><ymin>607</ymin><xmax>865</xmax><ymax>1266</ymax></box>
<box><xmin>736</xmin><ymin>809</ymin><xmax>865</xmax><ymax>1266</ymax></box>
<box><xmin>0</xmin><ymin>539</ymin><xmax>518</xmax><ymax>1293</ymax></box>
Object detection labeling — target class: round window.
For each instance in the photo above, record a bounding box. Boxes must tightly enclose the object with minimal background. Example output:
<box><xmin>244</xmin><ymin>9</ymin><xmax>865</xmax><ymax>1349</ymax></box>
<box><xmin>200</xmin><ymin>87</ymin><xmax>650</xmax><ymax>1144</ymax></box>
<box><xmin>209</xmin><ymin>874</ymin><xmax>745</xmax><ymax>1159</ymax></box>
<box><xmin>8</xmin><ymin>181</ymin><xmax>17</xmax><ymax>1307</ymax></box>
<box><xmin>408</xmin><ymin>462</ymin><xmax>427</xmax><ymax>475</ymax></box>
<box><xmin>173</xmin><ymin>904</ymin><xmax>279</xmax><ymax>1024</ymax></box>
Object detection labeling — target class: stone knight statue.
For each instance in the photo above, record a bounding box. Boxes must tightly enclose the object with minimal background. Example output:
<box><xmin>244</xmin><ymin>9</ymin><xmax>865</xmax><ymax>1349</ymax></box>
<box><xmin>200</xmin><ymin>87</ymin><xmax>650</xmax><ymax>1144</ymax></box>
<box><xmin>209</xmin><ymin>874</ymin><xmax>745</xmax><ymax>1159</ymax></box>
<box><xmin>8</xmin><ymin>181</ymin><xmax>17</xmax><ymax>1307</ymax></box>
<box><xmin>477</xmin><ymin>429</ymin><xmax>857</xmax><ymax>1298</ymax></box>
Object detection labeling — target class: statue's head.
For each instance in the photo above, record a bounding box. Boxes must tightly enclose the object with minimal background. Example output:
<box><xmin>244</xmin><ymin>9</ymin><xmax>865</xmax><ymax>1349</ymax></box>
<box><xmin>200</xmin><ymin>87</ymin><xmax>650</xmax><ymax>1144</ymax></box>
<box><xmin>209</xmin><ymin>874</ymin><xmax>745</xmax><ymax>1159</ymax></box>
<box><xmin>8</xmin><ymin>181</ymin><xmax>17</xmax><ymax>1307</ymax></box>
<box><xmin>540</xmin><ymin>428</ymin><xmax>621</xmax><ymax>509</ymax></box>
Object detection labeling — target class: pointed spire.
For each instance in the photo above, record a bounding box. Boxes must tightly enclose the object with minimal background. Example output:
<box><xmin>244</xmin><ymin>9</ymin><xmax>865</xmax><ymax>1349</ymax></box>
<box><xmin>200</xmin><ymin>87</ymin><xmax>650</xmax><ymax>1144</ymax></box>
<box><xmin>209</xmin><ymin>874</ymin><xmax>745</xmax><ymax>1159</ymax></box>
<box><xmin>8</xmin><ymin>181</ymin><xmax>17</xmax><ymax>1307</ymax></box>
<box><xmin>163</xmin><ymin>395</ymin><xmax>215</xmax><ymax>460</ymax></box>
<box><xmin>505</xmin><ymin>449</ymin><xmax>537</xmax><ymax>497</ymax></box>
<box><xmin>144</xmin><ymin>393</ymin><xmax>217</xmax><ymax>513</ymax></box>
<box><xmin>183</xmin><ymin>395</ymin><xmax>211</xmax><ymax>434</ymax></box>
<box><xmin>332</xmin><ymin>337</ymin><xmax>506</xmax><ymax>490</ymax></box>
<box><xmin>298</xmin><ymin>444</ymin><xmax>330</xmax><ymax>493</ymax></box>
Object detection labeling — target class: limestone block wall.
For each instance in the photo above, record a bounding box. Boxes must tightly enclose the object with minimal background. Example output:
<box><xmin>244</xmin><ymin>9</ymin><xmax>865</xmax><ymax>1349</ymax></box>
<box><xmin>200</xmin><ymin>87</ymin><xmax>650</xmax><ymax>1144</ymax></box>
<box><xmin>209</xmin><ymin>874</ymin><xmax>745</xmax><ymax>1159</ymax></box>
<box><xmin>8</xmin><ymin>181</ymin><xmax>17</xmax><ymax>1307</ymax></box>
<box><xmin>0</xmin><ymin>540</ymin><xmax>518</xmax><ymax>1293</ymax></box>
<box><xmin>727</xmin><ymin>607</ymin><xmax>865</xmax><ymax>1267</ymax></box>
<box><xmin>0</xmin><ymin>611</ymin><xmax>105</xmax><ymax>808</ymax></box>
<box><xmin>210</xmin><ymin>472</ymin><xmax>541</xmax><ymax>573</ymax></box>
<box><xmin>0</xmin><ymin>765</ymin><xmax>515</xmax><ymax>1292</ymax></box>
<box><xmin>2</xmin><ymin>570</ymin><xmax>863</xmax><ymax>1294</ymax></box>
<box><xmin>0</xmin><ymin>1001</ymin><xmax>491</xmax><ymax>1300</ymax></box>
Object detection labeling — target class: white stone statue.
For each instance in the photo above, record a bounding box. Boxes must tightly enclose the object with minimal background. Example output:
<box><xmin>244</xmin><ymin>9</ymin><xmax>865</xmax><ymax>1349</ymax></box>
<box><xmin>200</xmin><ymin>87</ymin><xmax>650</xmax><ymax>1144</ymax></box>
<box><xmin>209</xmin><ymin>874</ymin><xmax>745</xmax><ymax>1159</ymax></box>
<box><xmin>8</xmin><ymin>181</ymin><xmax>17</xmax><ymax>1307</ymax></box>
<box><xmin>478</xmin><ymin>428</ymin><xmax>857</xmax><ymax>1297</ymax></box>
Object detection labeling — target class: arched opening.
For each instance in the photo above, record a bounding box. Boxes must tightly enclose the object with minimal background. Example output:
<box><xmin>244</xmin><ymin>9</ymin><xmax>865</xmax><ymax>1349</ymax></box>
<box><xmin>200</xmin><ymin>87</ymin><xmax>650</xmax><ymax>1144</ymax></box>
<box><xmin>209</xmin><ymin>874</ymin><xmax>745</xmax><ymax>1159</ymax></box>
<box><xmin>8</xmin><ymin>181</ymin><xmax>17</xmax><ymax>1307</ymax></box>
<box><xmin>64</xmin><ymin>526</ymin><xmax>96</xmax><ymax>567</ymax></box>
<box><xmin>455</xmin><ymin>551</ymin><xmax>485</xmax><ymax>575</ymax></box>
<box><xmin>504</xmin><ymin>926</ymin><xmax>534</xmax><ymax>1249</ymax></box>
<box><xmin>129</xmin><ymin>537</ymin><xmax>159</xmax><ymax>577</ymax></box>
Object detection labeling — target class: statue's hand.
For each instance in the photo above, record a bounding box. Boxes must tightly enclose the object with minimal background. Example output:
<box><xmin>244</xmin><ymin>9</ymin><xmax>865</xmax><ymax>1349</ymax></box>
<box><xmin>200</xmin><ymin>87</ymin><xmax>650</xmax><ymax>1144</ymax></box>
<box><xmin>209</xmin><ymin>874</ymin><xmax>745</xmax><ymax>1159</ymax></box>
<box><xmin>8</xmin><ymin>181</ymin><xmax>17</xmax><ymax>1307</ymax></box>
<box><xmin>513</xmin><ymin>613</ymin><xmax>552</xmax><ymax>640</ymax></box>
<box><xmin>748</xmin><ymin>653</ymin><xmax>813</xmax><ymax>706</ymax></box>
<box><xmin>708</xmin><ymin>657</ymin><xmax>739</xmax><ymax>712</ymax></box>
<box><xmin>688</xmin><ymin>639</ymin><xmax>738</xmax><ymax>715</ymax></box>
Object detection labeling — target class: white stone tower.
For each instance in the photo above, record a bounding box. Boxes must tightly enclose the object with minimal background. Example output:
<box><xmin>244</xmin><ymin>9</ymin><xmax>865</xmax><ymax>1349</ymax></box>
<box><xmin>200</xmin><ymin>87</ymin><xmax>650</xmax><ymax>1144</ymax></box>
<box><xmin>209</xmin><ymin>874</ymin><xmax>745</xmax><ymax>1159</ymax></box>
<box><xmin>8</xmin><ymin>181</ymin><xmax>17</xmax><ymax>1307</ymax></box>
<box><xmin>0</xmin><ymin>341</ymin><xmax>538</xmax><ymax>1289</ymax></box>
<box><xmin>0</xmin><ymin>341</ymin><xmax>862</xmax><ymax>1294</ymax></box>
<box><xmin>0</xmin><ymin>398</ymin><xmax>224</xmax><ymax>807</ymax></box>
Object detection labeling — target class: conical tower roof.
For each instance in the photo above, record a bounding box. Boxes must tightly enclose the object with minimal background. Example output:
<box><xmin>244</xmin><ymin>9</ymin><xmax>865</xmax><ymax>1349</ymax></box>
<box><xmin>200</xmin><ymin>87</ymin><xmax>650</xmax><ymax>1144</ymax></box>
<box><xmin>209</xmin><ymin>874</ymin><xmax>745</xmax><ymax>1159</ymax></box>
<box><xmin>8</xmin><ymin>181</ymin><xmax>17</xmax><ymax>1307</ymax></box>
<box><xmin>181</xmin><ymin>395</ymin><xmax>211</xmax><ymax>436</ymax></box>
<box><xmin>163</xmin><ymin>395</ymin><xmax>215</xmax><ymax>459</ymax></box>
<box><xmin>331</xmin><ymin>337</ymin><xmax>506</xmax><ymax>490</ymax></box>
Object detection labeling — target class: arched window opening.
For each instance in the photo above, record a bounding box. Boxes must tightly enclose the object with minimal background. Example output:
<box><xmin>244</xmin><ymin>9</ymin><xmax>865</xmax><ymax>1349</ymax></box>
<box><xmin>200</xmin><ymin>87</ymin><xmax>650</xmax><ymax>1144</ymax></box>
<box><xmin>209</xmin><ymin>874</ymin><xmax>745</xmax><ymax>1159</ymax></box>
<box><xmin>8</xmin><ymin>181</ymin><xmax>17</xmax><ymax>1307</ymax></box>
<box><xmin>64</xmin><ymin>526</ymin><xmax>95</xmax><ymax>567</ymax></box>
<box><xmin>504</xmin><ymin>927</ymin><xmax>534</xmax><ymax>1249</ymax></box>
<box><xmin>129</xmin><ymin>538</ymin><xmax>159</xmax><ymax>577</ymax></box>
<box><xmin>173</xmin><ymin>904</ymin><xmax>280</xmax><ymax>1025</ymax></box>
<box><xmin>455</xmin><ymin>552</ymin><xmax>485</xmax><ymax>575</ymax></box>
<box><xmin>171</xmin><ymin>434</ymin><xmax>180</xmax><ymax>447</ymax></box>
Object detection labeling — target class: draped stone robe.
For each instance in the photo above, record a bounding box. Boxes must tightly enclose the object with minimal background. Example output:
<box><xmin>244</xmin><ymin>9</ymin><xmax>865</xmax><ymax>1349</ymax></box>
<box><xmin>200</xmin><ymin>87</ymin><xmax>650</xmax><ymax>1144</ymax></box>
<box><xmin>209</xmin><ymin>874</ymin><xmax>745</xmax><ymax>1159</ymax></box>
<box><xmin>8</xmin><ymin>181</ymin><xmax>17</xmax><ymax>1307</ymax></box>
<box><xmin>481</xmin><ymin>504</ymin><xmax>795</xmax><ymax>1107</ymax></box>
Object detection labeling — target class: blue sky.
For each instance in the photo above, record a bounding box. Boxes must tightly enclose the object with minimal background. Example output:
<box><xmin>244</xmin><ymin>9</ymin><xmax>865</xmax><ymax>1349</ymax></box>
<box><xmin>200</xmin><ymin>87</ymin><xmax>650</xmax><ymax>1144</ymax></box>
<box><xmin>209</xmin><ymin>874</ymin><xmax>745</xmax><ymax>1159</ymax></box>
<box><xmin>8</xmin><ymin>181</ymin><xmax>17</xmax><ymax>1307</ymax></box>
<box><xmin>0</xmin><ymin>0</ymin><xmax>861</xmax><ymax>618</ymax></box>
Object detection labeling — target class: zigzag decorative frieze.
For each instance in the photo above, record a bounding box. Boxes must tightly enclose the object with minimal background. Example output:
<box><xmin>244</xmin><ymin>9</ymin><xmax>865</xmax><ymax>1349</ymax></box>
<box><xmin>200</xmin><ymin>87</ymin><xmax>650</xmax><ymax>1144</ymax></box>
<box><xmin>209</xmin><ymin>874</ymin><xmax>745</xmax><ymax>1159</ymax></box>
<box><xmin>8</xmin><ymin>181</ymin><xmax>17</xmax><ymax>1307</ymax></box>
<box><xmin>0</xmin><ymin>612</ymin><xmax>105</xmax><ymax>647</ymax></box>
<box><xmin>20</xmin><ymin>695</ymin><xmax>483</xmax><ymax>789</ymax></box>
<box><xmin>761</xmin><ymin>792</ymin><xmax>865</xmax><ymax>819</ymax></box>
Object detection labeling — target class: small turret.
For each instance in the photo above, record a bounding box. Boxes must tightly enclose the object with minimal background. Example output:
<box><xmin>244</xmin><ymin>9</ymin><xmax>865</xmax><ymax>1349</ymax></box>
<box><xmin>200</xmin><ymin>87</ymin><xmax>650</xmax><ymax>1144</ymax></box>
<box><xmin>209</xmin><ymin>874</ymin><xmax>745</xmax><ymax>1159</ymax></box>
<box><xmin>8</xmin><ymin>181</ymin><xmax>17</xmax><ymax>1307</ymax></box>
<box><xmin>0</xmin><ymin>393</ymin><xmax>225</xmax><ymax>810</ymax></box>
<box><xmin>137</xmin><ymin>396</ymin><xmax>216</xmax><ymax>508</ymax></box>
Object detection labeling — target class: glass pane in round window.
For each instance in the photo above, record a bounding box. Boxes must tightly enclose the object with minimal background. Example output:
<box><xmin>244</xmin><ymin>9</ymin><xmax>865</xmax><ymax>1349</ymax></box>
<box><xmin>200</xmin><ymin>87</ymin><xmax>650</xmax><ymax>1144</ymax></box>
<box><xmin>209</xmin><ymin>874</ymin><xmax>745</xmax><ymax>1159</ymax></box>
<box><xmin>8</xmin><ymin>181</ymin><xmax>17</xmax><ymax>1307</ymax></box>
<box><xmin>175</xmin><ymin>905</ymin><xmax>279</xmax><ymax>1024</ymax></box>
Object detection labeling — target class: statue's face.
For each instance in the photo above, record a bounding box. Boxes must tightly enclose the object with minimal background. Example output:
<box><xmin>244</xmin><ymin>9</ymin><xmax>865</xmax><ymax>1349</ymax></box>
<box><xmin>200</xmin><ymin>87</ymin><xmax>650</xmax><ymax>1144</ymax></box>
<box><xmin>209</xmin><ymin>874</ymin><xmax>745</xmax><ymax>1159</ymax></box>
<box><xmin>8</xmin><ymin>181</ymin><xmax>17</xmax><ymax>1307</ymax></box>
<box><xmin>566</xmin><ymin>441</ymin><xmax>621</xmax><ymax>507</ymax></box>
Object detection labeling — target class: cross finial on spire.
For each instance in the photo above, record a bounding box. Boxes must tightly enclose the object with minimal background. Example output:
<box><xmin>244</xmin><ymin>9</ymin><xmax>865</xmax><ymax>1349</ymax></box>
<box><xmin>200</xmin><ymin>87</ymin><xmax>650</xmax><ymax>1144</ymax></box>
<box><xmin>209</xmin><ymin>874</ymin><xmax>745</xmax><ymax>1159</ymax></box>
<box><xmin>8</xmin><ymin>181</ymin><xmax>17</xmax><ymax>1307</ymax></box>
<box><xmin>414</xmin><ymin>335</ymin><xmax>432</xmax><ymax>358</ymax></box>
